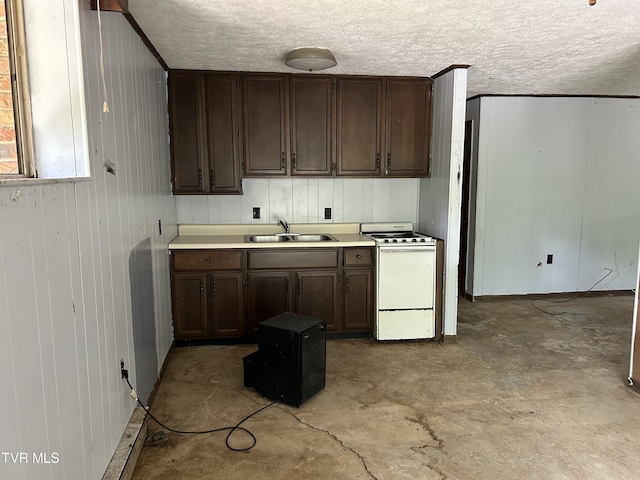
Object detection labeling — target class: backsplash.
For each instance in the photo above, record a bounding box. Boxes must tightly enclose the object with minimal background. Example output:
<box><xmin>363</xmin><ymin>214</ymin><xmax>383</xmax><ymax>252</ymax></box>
<box><xmin>176</xmin><ymin>178</ymin><xmax>420</xmax><ymax>225</ymax></box>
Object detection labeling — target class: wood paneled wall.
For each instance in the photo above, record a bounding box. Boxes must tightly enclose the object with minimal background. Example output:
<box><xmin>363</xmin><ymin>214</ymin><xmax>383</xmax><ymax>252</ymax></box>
<box><xmin>418</xmin><ymin>68</ymin><xmax>468</xmax><ymax>336</ymax></box>
<box><xmin>176</xmin><ymin>178</ymin><xmax>420</xmax><ymax>225</ymax></box>
<box><xmin>0</xmin><ymin>8</ymin><xmax>176</xmax><ymax>480</ymax></box>
<box><xmin>467</xmin><ymin>96</ymin><xmax>640</xmax><ymax>296</ymax></box>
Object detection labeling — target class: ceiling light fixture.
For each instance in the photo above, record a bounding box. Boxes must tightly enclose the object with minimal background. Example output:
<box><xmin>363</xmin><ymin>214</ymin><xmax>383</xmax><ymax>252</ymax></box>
<box><xmin>285</xmin><ymin>47</ymin><xmax>337</xmax><ymax>72</ymax></box>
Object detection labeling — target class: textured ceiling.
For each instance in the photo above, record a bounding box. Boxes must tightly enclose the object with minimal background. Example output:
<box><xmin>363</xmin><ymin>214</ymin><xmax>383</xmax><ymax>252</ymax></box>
<box><xmin>128</xmin><ymin>0</ymin><xmax>640</xmax><ymax>98</ymax></box>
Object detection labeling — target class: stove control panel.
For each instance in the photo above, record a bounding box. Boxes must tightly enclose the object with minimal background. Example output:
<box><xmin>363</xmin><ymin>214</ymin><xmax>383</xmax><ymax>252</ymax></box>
<box><xmin>382</xmin><ymin>238</ymin><xmax>430</xmax><ymax>243</ymax></box>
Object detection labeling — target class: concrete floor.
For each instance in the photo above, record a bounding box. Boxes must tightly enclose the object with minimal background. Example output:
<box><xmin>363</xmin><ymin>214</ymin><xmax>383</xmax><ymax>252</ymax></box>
<box><xmin>133</xmin><ymin>295</ymin><xmax>640</xmax><ymax>479</ymax></box>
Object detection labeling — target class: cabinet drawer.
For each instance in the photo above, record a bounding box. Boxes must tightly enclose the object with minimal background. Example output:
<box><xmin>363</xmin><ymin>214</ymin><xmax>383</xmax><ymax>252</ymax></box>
<box><xmin>172</xmin><ymin>250</ymin><xmax>242</xmax><ymax>271</ymax></box>
<box><xmin>248</xmin><ymin>249</ymin><xmax>339</xmax><ymax>270</ymax></box>
<box><xmin>344</xmin><ymin>248</ymin><xmax>373</xmax><ymax>266</ymax></box>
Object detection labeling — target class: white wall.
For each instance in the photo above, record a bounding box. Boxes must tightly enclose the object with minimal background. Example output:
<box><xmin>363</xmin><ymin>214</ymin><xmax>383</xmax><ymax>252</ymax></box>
<box><xmin>418</xmin><ymin>68</ymin><xmax>468</xmax><ymax>336</ymax></box>
<box><xmin>0</xmin><ymin>6</ymin><xmax>176</xmax><ymax>480</ymax></box>
<box><xmin>176</xmin><ymin>177</ymin><xmax>420</xmax><ymax>225</ymax></box>
<box><xmin>468</xmin><ymin>96</ymin><xmax>640</xmax><ymax>296</ymax></box>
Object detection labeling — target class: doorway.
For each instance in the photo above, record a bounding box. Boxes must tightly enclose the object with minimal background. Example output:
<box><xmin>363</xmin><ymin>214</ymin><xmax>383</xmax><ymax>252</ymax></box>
<box><xmin>458</xmin><ymin>120</ymin><xmax>473</xmax><ymax>297</ymax></box>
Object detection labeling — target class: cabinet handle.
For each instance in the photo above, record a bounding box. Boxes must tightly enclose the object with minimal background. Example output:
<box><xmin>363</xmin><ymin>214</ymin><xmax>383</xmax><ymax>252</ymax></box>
<box><xmin>375</xmin><ymin>153</ymin><xmax>380</xmax><ymax>169</ymax></box>
<box><xmin>280</xmin><ymin>152</ymin><xmax>285</xmax><ymax>170</ymax></box>
<box><xmin>345</xmin><ymin>277</ymin><xmax>350</xmax><ymax>293</ymax></box>
<box><xmin>212</xmin><ymin>280</ymin><xmax>217</xmax><ymax>295</ymax></box>
<box><xmin>298</xmin><ymin>279</ymin><xmax>302</xmax><ymax>295</ymax></box>
<box><xmin>200</xmin><ymin>281</ymin><xmax>204</xmax><ymax>296</ymax></box>
<box><xmin>197</xmin><ymin>168</ymin><xmax>202</xmax><ymax>186</ymax></box>
<box><xmin>292</xmin><ymin>152</ymin><xmax>296</xmax><ymax>169</ymax></box>
<box><xmin>385</xmin><ymin>153</ymin><xmax>391</xmax><ymax>176</ymax></box>
<box><xmin>205</xmin><ymin>259</ymin><xmax>211</xmax><ymax>264</ymax></box>
<box><xmin>210</xmin><ymin>170</ymin><xmax>215</xmax><ymax>187</ymax></box>
<box><xmin>356</xmin><ymin>254</ymin><xmax>361</xmax><ymax>259</ymax></box>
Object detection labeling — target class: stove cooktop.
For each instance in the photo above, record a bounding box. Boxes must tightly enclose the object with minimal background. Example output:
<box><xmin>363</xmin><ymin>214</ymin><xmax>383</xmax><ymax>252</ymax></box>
<box><xmin>361</xmin><ymin>223</ymin><xmax>435</xmax><ymax>245</ymax></box>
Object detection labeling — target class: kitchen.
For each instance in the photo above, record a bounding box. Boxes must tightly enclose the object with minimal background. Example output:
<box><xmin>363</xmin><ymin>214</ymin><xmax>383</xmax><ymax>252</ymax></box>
<box><xmin>1</xmin><ymin>1</ymin><xmax>640</xmax><ymax>479</ymax></box>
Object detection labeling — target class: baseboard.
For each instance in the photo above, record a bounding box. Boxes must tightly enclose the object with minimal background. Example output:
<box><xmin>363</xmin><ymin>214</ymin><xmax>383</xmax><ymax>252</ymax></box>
<box><xmin>147</xmin><ymin>343</ymin><xmax>175</xmax><ymax>408</ymax></box>
<box><xmin>102</xmin><ymin>406</ymin><xmax>147</xmax><ymax>480</ymax></box>
<box><xmin>471</xmin><ymin>290</ymin><xmax>633</xmax><ymax>302</ymax></box>
<box><xmin>102</xmin><ymin>343</ymin><xmax>175</xmax><ymax>479</ymax></box>
<box><xmin>443</xmin><ymin>335</ymin><xmax>458</xmax><ymax>344</ymax></box>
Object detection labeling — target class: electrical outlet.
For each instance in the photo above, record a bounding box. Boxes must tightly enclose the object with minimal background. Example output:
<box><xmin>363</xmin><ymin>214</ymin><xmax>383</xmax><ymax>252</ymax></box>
<box><xmin>253</xmin><ymin>207</ymin><xmax>260</xmax><ymax>219</ymax></box>
<box><xmin>324</xmin><ymin>207</ymin><xmax>332</xmax><ymax>220</ymax></box>
<box><xmin>120</xmin><ymin>359</ymin><xmax>128</xmax><ymax>379</ymax></box>
<box><xmin>547</xmin><ymin>254</ymin><xmax>553</xmax><ymax>264</ymax></box>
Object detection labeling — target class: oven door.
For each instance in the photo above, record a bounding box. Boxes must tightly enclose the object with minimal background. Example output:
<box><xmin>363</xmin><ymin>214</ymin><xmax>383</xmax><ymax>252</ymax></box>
<box><xmin>377</xmin><ymin>245</ymin><xmax>436</xmax><ymax>310</ymax></box>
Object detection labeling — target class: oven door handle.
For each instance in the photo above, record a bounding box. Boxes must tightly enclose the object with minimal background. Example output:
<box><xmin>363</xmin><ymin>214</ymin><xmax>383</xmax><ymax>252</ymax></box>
<box><xmin>379</xmin><ymin>247</ymin><xmax>435</xmax><ymax>253</ymax></box>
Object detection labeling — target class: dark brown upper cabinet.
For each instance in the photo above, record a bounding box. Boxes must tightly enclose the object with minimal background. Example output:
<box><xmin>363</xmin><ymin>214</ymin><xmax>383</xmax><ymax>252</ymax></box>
<box><xmin>204</xmin><ymin>73</ymin><xmax>243</xmax><ymax>193</ymax></box>
<box><xmin>241</xmin><ymin>74</ymin><xmax>289</xmax><ymax>176</ymax></box>
<box><xmin>290</xmin><ymin>75</ymin><xmax>334</xmax><ymax>176</ymax></box>
<box><xmin>335</xmin><ymin>77</ymin><xmax>383</xmax><ymax>177</ymax></box>
<box><xmin>168</xmin><ymin>71</ymin><xmax>242</xmax><ymax>194</ymax></box>
<box><xmin>169</xmin><ymin>72</ymin><xmax>206</xmax><ymax>193</ymax></box>
<box><xmin>384</xmin><ymin>78</ymin><xmax>432</xmax><ymax>177</ymax></box>
<box><xmin>169</xmin><ymin>71</ymin><xmax>432</xmax><ymax>186</ymax></box>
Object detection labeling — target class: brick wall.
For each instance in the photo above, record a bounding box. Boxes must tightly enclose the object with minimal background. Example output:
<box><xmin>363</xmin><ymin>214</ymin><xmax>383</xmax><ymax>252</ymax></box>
<box><xmin>0</xmin><ymin>1</ymin><xmax>19</xmax><ymax>174</ymax></box>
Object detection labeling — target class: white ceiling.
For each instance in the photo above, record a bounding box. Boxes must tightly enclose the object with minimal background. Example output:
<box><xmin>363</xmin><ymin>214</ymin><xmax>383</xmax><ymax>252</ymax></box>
<box><xmin>128</xmin><ymin>0</ymin><xmax>640</xmax><ymax>98</ymax></box>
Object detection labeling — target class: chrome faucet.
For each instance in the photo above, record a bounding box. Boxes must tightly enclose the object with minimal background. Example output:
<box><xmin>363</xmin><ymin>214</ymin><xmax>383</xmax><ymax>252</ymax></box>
<box><xmin>278</xmin><ymin>219</ymin><xmax>290</xmax><ymax>234</ymax></box>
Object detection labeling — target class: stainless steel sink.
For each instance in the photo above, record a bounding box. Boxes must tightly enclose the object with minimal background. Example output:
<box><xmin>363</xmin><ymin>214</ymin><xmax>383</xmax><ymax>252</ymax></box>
<box><xmin>245</xmin><ymin>234</ymin><xmax>290</xmax><ymax>243</ymax></box>
<box><xmin>289</xmin><ymin>234</ymin><xmax>335</xmax><ymax>242</ymax></box>
<box><xmin>245</xmin><ymin>234</ymin><xmax>336</xmax><ymax>243</ymax></box>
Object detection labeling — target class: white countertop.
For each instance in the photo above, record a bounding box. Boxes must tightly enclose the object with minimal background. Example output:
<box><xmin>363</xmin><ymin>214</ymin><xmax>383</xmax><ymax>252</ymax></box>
<box><xmin>169</xmin><ymin>223</ymin><xmax>376</xmax><ymax>250</ymax></box>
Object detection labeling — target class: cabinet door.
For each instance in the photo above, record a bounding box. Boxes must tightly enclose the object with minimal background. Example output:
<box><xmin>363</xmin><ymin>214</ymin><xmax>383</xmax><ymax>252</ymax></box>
<box><xmin>290</xmin><ymin>75</ymin><xmax>333</xmax><ymax>176</ymax></box>
<box><xmin>210</xmin><ymin>272</ymin><xmax>244</xmax><ymax>338</ymax></box>
<box><xmin>343</xmin><ymin>269</ymin><xmax>373</xmax><ymax>331</ymax></box>
<box><xmin>247</xmin><ymin>271</ymin><xmax>292</xmax><ymax>334</ymax></box>
<box><xmin>384</xmin><ymin>78</ymin><xmax>432</xmax><ymax>177</ymax></box>
<box><xmin>241</xmin><ymin>74</ymin><xmax>289</xmax><ymax>176</ymax></box>
<box><xmin>172</xmin><ymin>273</ymin><xmax>208</xmax><ymax>338</ymax></box>
<box><xmin>295</xmin><ymin>270</ymin><xmax>340</xmax><ymax>332</ymax></box>
<box><xmin>336</xmin><ymin>77</ymin><xmax>383</xmax><ymax>176</ymax></box>
<box><xmin>204</xmin><ymin>73</ymin><xmax>243</xmax><ymax>193</ymax></box>
<box><xmin>169</xmin><ymin>72</ymin><xmax>207</xmax><ymax>193</ymax></box>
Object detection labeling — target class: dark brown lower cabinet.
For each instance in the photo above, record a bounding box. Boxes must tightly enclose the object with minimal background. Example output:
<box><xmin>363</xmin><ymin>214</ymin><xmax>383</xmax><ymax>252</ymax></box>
<box><xmin>171</xmin><ymin>272</ymin><xmax>245</xmax><ymax>339</ymax></box>
<box><xmin>343</xmin><ymin>269</ymin><xmax>373</xmax><ymax>331</ymax></box>
<box><xmin>246</xmin><ymin>271</ymin><xmax>292</xmax><ymax>335</ymax></box>
<box><xmin>172</xmin><ymin>273</ymin><xmax>208</xmax><ymax>338</ymax></box>
<box><xmin>246</xmin><ymin>269</ymin><xmax>340</xmax><ymax>334</ymax></box>
<box><xmin>171</xmin><ymin>247</ymin><xmax>374</xmax><ymax>341</ymax></box>
<box><xmin>295</xmin><ymin>270</ymin><xmax>340</xmax><ymax>331</ymax></box>
<box><xmin>342</xmin><ymin>247</ymin><xmax>374</xmax><ymax>331</ymax></box>
<box><xmin>210</xmin><ymin>272</ymin><xmax>244</xmax><ymax>337</ymax></box>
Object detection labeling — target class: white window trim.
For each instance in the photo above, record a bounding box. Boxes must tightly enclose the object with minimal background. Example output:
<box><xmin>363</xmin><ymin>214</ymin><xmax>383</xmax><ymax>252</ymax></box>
<box><xmin>4</xmin><ymin>0</ymin><xmax>34</xmax><ymax>178</ymax></box>
<box><xmin>1</xmin><ymin>0</ymin><xmax>90</xmax><ymax>185</ymax></box>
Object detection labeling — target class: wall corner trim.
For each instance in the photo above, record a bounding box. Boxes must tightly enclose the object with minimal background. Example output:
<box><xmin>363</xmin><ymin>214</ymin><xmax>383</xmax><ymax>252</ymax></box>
<box><xmin>432</xmin><ymin>64</ymin><xmax>471</xmax><ymax>80</ymax></box>
<box><xmin>90</xmin><ymin>0</ymin><xmax>128</xmax><ymax>13</ymax></box>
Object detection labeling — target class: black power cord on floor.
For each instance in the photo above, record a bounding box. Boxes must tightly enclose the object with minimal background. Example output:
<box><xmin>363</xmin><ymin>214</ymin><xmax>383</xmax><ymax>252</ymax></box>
<box><xmin>529</xmin><ymin>268</ymin><xmax>614</xmax><ymax>315</ymax></box>
<box><xmin>122</xmin><ymin>370</ymin><xmax>276</xmax><ymax>452</ymax></box>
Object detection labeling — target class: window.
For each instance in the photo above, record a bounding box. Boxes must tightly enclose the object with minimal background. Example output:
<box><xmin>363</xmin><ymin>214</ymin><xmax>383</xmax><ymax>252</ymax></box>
<box><xmin>1</xmin><ymin>0</ymin><xmax>32</xmax><ymax>177</ymax></box>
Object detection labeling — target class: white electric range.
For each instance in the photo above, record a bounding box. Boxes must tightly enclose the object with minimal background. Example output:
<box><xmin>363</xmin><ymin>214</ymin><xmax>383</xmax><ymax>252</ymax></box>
<box><xmin>361</xmin><ymin>222</ymin><xmax>437</xmax><ymax>340</ymax></box>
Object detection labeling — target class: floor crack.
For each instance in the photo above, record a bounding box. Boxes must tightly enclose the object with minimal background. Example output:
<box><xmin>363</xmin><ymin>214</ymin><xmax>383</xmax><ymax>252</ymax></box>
<box><xmin>407</xmin><ymin>415</ymin><xmax>447</xmax><ymax>479</ymax></box>
<box><xmin>406</xmin><ymin>415</ymin><xmax>444</xmax><ymax>451</ymax></box>
<box><xmin>279</xmin><ymin>407</ymin><xmax>378</xmax><ymax>480</ymax></box>
<box><xmin>422</xmin><ymin>462</ymin><xmax>448</xmax><ymax>480</ymax></box>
